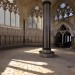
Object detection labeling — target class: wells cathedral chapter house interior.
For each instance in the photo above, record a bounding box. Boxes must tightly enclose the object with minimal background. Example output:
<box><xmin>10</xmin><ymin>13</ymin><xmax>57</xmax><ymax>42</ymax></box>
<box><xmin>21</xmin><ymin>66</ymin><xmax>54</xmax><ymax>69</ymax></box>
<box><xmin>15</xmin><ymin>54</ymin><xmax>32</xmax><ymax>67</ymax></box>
<box><xmin>0</xmin><ymin>0</ymin><xmax>75</xmax><ymax>75</ymax></box>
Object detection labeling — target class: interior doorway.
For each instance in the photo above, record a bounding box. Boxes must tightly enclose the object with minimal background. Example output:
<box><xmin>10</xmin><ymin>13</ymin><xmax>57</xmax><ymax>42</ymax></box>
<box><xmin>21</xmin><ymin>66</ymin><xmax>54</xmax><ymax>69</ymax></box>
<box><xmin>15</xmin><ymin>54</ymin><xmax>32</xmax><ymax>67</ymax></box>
<box><xmin>55</xmin><ymin>25</ymin><xmax>71</xmax><ymax>48</ymax></box>
<box><xmin>55</xmin><ymin>32</ymin><xmax>62</xmax><ymax>47</ymax></box>
<box><xmin>63</xmin><ymin>32</ymin><xmax>71</xmax><ymax>47</ymax></box>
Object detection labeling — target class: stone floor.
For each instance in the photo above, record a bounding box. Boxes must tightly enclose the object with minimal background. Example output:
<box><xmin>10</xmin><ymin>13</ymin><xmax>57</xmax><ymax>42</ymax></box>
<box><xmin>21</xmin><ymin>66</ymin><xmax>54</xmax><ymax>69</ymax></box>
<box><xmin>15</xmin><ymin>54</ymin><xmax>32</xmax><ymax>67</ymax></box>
<box><xmin>0</xmin><ymin>47</ymin><xmax>75</xmax><ymax>75</ymax></box>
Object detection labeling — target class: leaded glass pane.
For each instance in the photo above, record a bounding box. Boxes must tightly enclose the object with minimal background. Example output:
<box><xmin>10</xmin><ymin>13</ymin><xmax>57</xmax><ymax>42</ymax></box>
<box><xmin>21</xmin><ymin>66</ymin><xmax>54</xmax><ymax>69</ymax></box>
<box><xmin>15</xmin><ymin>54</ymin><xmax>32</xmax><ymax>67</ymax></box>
<box><xmin>0</xmin><ymin>7</ymin><xmax>4</xmax><ymax>25</ymax></box>
<box><xmin>33</xmin><ymin>16</ymin><xmax>37</xmax><ymax>28</ymax></box>
<box><xmin>5</xmin><ymin>9</ymin><xmax>10</xmax><ymax>26</ymax></box>
<box><xmin>29</xmin><ymin>15</ymin><xmax>32</xmax><ymax>28</ymax></box>
<box><xmin>11</xmin><ymin>11</ymin><xmax>15</xmax><ymax>26</ymax></box>
<box><xmin>37</xmin><ymin>16</ymin><xmax>41</xmax><ymax>29</ymax></box>
<box><xmin>60</xmin><ymin>3</ymin><xmax>66</xmax><ymax>8</ymax></box>
<box><xmin>16</xmin><ymin>13</ymin><xmax>19</xmax><ymax>27</ymax></box>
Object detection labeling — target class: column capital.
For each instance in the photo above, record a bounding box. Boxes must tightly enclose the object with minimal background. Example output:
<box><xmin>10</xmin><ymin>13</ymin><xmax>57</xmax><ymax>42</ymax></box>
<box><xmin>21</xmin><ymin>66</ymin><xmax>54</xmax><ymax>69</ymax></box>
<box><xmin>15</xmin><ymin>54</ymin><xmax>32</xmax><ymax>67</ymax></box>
<box><xmin>42</xmin><ymin>0</ymin><xmax>51</xmax><ymax>5</ymax></box>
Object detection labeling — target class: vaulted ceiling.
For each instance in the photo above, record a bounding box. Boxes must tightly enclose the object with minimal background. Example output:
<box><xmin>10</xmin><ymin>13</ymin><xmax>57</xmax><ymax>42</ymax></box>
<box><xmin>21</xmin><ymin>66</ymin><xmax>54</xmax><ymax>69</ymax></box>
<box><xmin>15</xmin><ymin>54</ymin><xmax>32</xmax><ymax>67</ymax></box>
<box><xmin>15</xmin><ymin>0</ymin><xmax>75</xmax><ymax>11</ymax></box>
<box><xmin>16</xmin><ymin>0</ymin><xmax>75</xmax><ymax>6</ymax></box>
<box><xmin>15</xmin><ymin>0</ymin><xmax>75</xmax><ymax>18</ymax></box>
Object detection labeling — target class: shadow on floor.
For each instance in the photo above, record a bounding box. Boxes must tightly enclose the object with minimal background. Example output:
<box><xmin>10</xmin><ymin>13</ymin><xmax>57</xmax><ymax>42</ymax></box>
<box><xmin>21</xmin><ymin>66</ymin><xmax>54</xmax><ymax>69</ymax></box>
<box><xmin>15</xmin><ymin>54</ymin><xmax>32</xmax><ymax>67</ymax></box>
<box><xmin>0</xmin><ymin>47</ymin><xmax>75</xmax><ymax>75</ymax></box>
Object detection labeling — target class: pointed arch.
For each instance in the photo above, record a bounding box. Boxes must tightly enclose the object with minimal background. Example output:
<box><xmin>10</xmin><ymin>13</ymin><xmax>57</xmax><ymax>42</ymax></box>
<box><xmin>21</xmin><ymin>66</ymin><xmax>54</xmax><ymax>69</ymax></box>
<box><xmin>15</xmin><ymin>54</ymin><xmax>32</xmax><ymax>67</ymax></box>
<box><xmin>54</xmin><ymin>22</ymin><xmax>74</xmax><ymax>36</ymax></box>
<box><xmin>25</xmin><ymin>0</ymin><xmax>42</xmax><ymax>17</ymax></box>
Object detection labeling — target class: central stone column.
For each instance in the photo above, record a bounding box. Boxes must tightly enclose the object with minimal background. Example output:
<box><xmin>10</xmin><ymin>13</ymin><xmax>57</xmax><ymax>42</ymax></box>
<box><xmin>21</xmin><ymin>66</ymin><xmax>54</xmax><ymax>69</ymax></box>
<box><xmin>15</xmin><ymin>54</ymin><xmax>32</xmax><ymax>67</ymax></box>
<box><xmin>39</xmin><ymin>0</ymin><xmax>55</xmax><ymax>57</ymax></box>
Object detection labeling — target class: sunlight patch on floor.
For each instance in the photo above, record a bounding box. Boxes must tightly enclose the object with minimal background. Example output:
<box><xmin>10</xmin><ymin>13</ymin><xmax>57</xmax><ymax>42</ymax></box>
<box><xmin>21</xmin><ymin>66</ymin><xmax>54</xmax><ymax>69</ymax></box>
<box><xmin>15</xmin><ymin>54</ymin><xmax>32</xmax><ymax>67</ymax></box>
<box><xmin>24</xmin><ymin>48</ymin><xmax>42</xmax><ymax>54</ymax></box>
<box><xmin>2</xmin><ymin>59</ymin><xmax>54</xmax><ymax>75</ymax></box>
<box><xmin>24</xmin><ymin>48</ymin><xmax>58</xmax><ymax>54</ymax></box>
<box><xmin>51</xmin><ymin>48</ymin><xmax>58</xmax><ymax>52</ymax></box>
<box><xmin>12</xmin><ymin>59</ymin><xmax>48</xmax><ymax>66</ymax></box>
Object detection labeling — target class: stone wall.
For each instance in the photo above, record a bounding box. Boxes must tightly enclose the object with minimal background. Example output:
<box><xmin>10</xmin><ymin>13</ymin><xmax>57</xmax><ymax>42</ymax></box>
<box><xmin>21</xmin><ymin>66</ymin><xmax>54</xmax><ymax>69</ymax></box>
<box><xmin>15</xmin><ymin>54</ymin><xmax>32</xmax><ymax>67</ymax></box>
<box><xmin>0</xmin><ymin>26</ymin><xmax>23</xmax><ymax>48</ymax></box>
<box><xmin>0</xmin><ymin>0</ymin><xmax>75</xmax><ymax>48</ymax></box>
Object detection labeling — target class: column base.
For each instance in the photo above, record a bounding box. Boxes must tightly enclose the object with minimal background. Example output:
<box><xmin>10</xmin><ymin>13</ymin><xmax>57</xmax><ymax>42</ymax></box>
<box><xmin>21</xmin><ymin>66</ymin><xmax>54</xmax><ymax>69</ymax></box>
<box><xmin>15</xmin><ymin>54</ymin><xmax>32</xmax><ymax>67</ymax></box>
<box><xmin>39</xmin><ymin>49</ymin><xmax>55</xmax><ymax>58</ymax></box>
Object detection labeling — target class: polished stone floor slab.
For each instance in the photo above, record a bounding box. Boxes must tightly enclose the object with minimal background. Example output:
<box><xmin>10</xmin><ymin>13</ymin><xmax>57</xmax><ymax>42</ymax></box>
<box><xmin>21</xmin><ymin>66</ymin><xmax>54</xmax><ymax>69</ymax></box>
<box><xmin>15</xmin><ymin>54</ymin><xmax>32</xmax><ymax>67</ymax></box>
<box><xmin>0</xmin><ymin>47</ymin><xmax>75</xmax><ymax>75</ymax></box>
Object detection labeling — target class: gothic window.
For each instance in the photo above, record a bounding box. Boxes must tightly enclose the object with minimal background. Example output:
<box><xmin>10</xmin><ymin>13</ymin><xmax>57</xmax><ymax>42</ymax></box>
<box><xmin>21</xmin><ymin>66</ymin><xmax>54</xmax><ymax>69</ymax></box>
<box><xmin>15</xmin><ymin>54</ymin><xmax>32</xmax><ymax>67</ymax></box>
<box><xmin>33</xmin><ymin>15</ymin><xmax>37</xmax><ymax>28</ymax></box>
<box><xmin>0</xmin><ymin>7</ymin><xmax>4</xmax><ymax>25</ymax></box>
<box><xmin>28</xmin><ymin>6</ymin><xmax>43</xmax><ymax>29</ymax></box>
<box><xmin>41</xmin><ymin>17</ymin><xmax>43</xmax><ymax>29</ymax></box>
<box><xmin>55</xmin><ymin>3</ymin><xmax>73</xmax><ymax>20</ymax></box>
<box><xmin>16</xmin><ymin>13</ymin><xmax>19</xmax><ymax>27</ymax></box>
<box><xmin>29</xmin><ymin>15</ymin><xmax>33</xmax><ymax>28</ymax></box>
<box><xmin>11</xmin><ymin>11</ymin><xmax>15</xmax><ymax>26</ymax></box>
<box><xmin>5</xmin><ymin>9</ymin><xmax>10</xmax><ymax>26</ymax></box>
<box><xmin>37</xmin><ymin>16</ymin><xmax>41</xmax><ymax>29</ymax></box>
<box><xmin>0</xmin><ymin>0</ymin><xmax>20</xmax><ymax>28</ymax></box>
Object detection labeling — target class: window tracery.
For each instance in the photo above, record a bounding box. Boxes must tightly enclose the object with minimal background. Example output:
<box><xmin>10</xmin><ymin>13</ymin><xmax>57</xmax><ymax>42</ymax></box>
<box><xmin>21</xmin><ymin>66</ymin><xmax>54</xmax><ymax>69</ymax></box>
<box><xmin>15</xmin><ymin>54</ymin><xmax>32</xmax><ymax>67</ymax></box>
<box><xmin>0</xmin><ymin>0</ymin><xmax>19</xmax><ymax>28</ymax></box>
<box><xmin>28</xmin><ymin>6</ymin><xmax>43</xmax><ymax>29</ymax></box>
<box><xmin>55</xmin><ymin>3</ymin><xmax>73</xmax><ymax>20</ymax></box>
